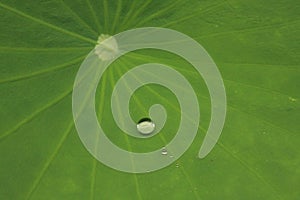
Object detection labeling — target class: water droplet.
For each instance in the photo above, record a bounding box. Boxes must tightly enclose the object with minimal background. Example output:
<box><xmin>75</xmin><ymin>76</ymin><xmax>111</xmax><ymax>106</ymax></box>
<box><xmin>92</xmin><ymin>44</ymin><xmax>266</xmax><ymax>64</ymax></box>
<box><xmin>94</xmin><ymin>34</ymin><xmax>119</xmax><ymax>61</ymax></box>
<box><xmin>137</xmin><ymin>118</ymin><xmax>155</xmax><ymax>135</ymax></box>
<box><xmin>289</xmin><ymin>97</ymin><xmax>297</xmax><ymax>102</ymax></box>
<box><xmin>175</xmin><ymin>163</ymin><xmax>179</xmax><ymax>168</ymax></box>
<box><xmin>161</xmin><ymin>147</ymin><xmax>168</xmax><ymax>155</ymax></box>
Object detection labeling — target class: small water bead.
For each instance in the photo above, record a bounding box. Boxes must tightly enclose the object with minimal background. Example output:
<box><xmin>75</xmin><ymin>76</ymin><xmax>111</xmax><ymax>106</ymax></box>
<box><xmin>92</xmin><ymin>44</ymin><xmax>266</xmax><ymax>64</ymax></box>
<box><xmin>161</xmin><ymin>147</ymin><xmax>168</xmax><ymax>155</ymax></box>
<box><xmin>137</xmin><ymin>118</ymin><xmax>155</xmax><ymax>135</ymax></box>
<box><xmin>289</xmin><ymin>97</ymin><xmax>297</xmax><ymax>102</ymax></box>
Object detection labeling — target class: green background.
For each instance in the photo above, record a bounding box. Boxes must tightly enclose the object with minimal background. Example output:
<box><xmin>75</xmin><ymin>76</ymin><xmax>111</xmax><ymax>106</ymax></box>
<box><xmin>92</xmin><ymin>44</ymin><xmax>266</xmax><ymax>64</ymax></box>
<box><xmin>0</xmin><ymin>0</ymin><xmax>299</xmax><ymax>199</ymax></box>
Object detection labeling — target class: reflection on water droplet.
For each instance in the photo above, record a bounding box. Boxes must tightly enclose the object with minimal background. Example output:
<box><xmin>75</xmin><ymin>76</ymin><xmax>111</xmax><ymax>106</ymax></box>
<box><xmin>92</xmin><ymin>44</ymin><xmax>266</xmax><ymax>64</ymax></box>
<box><xmin>137</xmin><ymin>118</ymin><xmax>155</xmax><ymax>135</ymax></box>
<box><xmin>161</xmin><ymin>147</ymin><xmax>168</xmax><ymax>155</ymax></box>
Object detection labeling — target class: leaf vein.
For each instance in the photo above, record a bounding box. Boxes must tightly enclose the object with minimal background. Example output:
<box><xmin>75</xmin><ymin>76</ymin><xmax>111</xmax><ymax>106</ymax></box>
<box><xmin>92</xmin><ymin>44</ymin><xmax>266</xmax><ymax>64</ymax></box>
<box><xmin>0</xmin><ymin>2</ymin><xmax>96</xmax><ymax>44</ymax></box>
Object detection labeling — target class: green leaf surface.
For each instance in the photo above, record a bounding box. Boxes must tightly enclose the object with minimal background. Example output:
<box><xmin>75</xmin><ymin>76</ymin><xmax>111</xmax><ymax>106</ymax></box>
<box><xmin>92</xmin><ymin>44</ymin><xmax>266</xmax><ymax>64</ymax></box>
<box><xmin>0</xmin><ymin>0</ymin><xmax>299</xmax><ymax>199</ymax></box>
